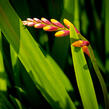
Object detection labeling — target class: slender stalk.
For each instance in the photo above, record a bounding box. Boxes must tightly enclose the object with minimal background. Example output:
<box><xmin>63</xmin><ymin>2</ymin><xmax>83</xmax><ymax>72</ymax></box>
<box><xmin>0</xmin><ymin>29</ymin><xmax>7</xmax><ymax>91</ymax></box>
<box><xmin>105</xmin><ymin>0</ymin><xmax>109</xmax><ymax>72</ymax></box>
<box><xmin>73</xmin><ymin>0</ymin><xmax>80</xmax><ymax>30</ymax></box>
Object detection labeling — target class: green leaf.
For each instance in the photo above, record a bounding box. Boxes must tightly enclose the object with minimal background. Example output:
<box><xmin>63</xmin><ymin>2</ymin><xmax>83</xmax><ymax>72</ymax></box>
<box><xmin>70</xmin><ymin>25</ymin><xmax>98</xmax><ymax>109</ymax></box>
<box><xmin>0</xmin><ymin>93</ymin><xmax>14</xmax><ymax>109</ymax></box>
<box><xmin>78</xmin><ymin>33</ymin><xmax>109</xmax><ymax>109</ymax></box>
<box><xmin>73</xmin><ymin>0</ymin><xmax>80</xmax><ymax>30</ymax></box>
<box><xmin>105</xmin><ymin>0</ymin><xmax>109</xmax><ymax>72</ymax></box>
<box><xmin>9</xmin><ymin>95</ymin><xmax>24</xmax><ymax>109</ymax></box>
<box><xmin>0</xmin><ymin>29</ymin><xmax>7</xmax><ymax>91</ymax></box>
<box><xmin>46</xmin><ymin>55</ymin><xmax>73</xmax><ymax>91</ymax></box>
<box><xmin>0</xmin><ymin>0</ymin><xmax>76</xmax><ymax>109</ymax></box>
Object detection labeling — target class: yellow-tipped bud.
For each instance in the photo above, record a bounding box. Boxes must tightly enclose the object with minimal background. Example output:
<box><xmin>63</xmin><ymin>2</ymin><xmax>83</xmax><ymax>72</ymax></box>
<box><xmin>63</xmin><ymin>18</ymin><xmax>73</xmax><ymax>28</ymax></box>
<box><xmin>43</xmin><ymin>25</ymin><xmax>58</xmax><ymax>31</ymax></box>
<box><xmin>55</xmin><ymin>30</ymin><xmax>70</xmax><ymax>37</ymax></box>
<box><xmin>51</xmin><ymin>19</ymin><xmax>57</xmax><ymax>23</ymax></box>
<box><xmin>34</xmin><ymin>23</ymin><xmax>45</xmax><ymax>28</ymax></box>
<box><xmin>41</xmin><ymin>17</ymin><xmax>51</xmax><ymax>24</ymax></box>
<box><xmin>51</xmin><ymin>19</ymin><xmax>65</xmax><ymax>28</ymax></box>
<box><xmin>55</xmin><ymin>31</ymin><xmax>65</xmax><ymax>37</ymax></box>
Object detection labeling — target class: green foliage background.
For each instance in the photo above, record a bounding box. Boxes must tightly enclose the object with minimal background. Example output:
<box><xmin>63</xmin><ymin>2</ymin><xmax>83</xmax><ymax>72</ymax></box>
<box><xmin>0</xmin><ymin>0</ymin><xmax>109</xmax><ymax>109</ymax></box>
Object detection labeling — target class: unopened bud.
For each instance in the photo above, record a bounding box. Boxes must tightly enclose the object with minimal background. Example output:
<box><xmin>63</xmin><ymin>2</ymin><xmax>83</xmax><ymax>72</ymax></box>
<box><xmin>55</xmin><ymin>30</ymin><xmax>70</xmax><ymax>37</ymax></box>
<box><xmin>51</xmin><ymin>19</ymin><xmax>65</xmax><ymax>28</ymax></box>
<box><xmin>27</xmin><ymin>18</ymin><xmax>33</xmax><ymax>22</ymax></box>
<box><xmin>27</xmin><ymin>22</ymin><xmax>35</xmax><ymax>26</ymax></box>
<box><xmin>41</xmin><ymin>17</ymin><xmax>51</xmax><ymax>24</ymax></box>
<box><xmin>63</xmin><ymin>18</ymin><xmax>73</xmax><ymax>28</ymax></box>
<box><xmin>82</xmin><ymin>46</ymin><xmax>90</xmax><ymax>57</ymax></box>
<box><xmin>33</xmin><ymin>18</ymin><xmax>42</xmax><ymax>23</ymax></box>
<box><xmin>72</xmin><ymin>40</ymin><xmax>90</xmax><ymax>47</ymax></box>
<box><xmin>43</xmin><ymin>25</ymin><xmax>58</xmax><ymax>31</ymax></box>
<box><xmin>34</xmin><ymin>23</ymin><xmax>45</xmax><ymax>28</ymax></box>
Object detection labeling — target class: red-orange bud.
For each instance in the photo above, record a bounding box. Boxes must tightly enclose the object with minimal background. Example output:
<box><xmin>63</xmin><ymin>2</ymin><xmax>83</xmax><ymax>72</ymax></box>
<box><xmin>82</xmin><ymin>46</ymin><xmax>90</xmax><ymax>57</ymax></box>
<box><xmin>72</xmin><ymin>40</ymin><xmax>90</xmax><ymax>47</ymax></box>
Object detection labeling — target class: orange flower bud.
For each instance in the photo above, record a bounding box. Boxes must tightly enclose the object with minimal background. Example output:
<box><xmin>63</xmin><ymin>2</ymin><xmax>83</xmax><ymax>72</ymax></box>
<box><xmin>82</xmin><ymin>46</ymin><xmax>90</xmax><ymax>57</ymax></box>
<box><xmin>43</xmin><ymin>25</ymin><xmax>58</xmax><ymax>31</ymax></box>
<box><xmin>55</xmin><ymin>30</ymin><xmax>70</xmax><ymax>37</ymax></box>
<box><xmin>41</xmin><ymin>17</ymin><xmax>51</xmax><ymax>24</ymax></box>
<box><xmin>72</xmin><ymin>40</ymin><xmax>90</xmax><ymax>47</ymax></box>
<box><xmin>51</xmin><ymin>19</ymin><xmax>65</xmax><ymax>28</ymax></box>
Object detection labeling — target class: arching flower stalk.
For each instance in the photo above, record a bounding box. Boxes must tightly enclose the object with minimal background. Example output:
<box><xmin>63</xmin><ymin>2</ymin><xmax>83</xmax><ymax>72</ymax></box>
<box><xmin>22</xmin><ymin>17</ymin><xmax>80</xmax><ymax>37</ymax></box>
<box><xmin>22</xmin><ymin>17</ymin><xmax>90</xmax><ymax>56</ymax></box>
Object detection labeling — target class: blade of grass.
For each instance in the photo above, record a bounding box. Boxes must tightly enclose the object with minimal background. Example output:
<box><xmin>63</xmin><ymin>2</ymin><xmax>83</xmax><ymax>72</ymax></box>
<box><xmin>0</xmin><ymin>0</ymin><xmax>76</xmax><ymax>109</ymax></box>
<box><xmin>105</xmin><ymin>0</ymin><xmax>109</xmax><ymax>72</ymax></box>
<box><xmin>0</xmin><ymin>93</ymin><xmax>14</xmax><ymax>109</ymax></box>
<box><xmin>0</xmin><ymin>29</ymin><xmax>7</xmax><ymax>91</ymax></box>
<box><xmin>78</xmin><ymin>33</ymin><xmax>109</xmax><ymax>109</ymax></box>
<box><xmin>73</xmin><ymin>0</ymin><xmax>80</xmax><ymax>30</ymax></box>
<box><xmin>46</xmin><ymin>54</ymin><xmax>73</xmax><ymax>91</ymax></box>
<box><xmin>70</xmin><ymin>25</ymin><xmax>98</xmax><ymax>109</ymax></box>
<box><xmin>93</xmin><ymin>50</ymin><xmax>106</xmax><ymax>73</ymax></box>
<box><xmin>9</xmin><ymin>95</ymin><xmax>23</xmax><ymax>109</ymax></box>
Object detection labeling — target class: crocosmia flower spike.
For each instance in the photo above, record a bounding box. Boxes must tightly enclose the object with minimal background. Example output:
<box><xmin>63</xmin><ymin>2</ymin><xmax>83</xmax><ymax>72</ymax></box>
<box><xmin>22</xmin><ymin>17</ymin><xmax>80</xmax><ymax>37</ymax></box>
<box><xmin>22</xmin><ymin>17</ymin><xmax>90</xmax><ymax>56</ymax></box>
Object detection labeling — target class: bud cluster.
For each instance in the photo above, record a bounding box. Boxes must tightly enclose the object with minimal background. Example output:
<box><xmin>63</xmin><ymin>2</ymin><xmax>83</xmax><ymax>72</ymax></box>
<box><xmin>23</xmin><ymin>17</ymin><xmax>79</xmax><ymax>37</ymax></box>
<box><xmin>23</xmin><ymin>17</ymin><xmax>90</xmax><ymax>56</ymax></box>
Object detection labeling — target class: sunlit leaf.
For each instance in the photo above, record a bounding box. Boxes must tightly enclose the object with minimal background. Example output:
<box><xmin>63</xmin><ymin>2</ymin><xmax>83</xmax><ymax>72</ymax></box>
<box><xmin>0</xmin><ymin>0</ymin><xmax>76</xmax><ymax>109</ymax></box>
<box><xmin>70</xmin><ymin>25</ymin><xmax>98</xmax><ymax>109</ymax></box>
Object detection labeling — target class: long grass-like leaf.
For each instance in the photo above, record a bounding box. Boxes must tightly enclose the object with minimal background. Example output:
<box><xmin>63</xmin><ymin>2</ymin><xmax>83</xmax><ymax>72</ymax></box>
<box><xmin>73</xmin><ymin>0</ymin><xmax>80</xmax><ymax>30</ymax></box>
<box><xmin>0</xmin><ymin>93</ymin><xmax>14</xmax><ymax>109</ymax></box>
<box><xmin>105</xmin><ymin>0</ymin><xmax>109</xmax><ymax>72</ymax></box>
<box><xmin>0</xmin><ymin>0</ymin><xmax>76</xmax><ymax>109</ymax></box>
<box><xmin>78</xmin><ymin>33</ymin><xmax>109</xmax><ymax>109</ymax></box>
<box><xmin>0</xmin><ymin>29</ymin><xmax>7</xmax><ymax>91</ymax></box>
<box><xmin>70</xmin><ymin>25</ymin><xmax>98</xmax><ymax>109</ymax></box>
